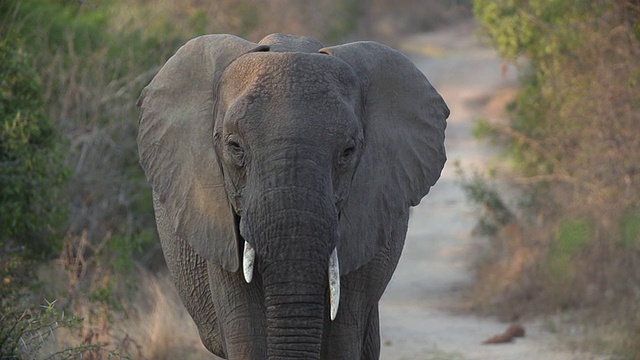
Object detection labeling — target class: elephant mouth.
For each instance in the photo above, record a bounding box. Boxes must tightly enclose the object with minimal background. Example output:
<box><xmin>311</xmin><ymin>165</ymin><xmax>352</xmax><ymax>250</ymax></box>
<box><xmin>241</xmin><ymin>240</ymin><xmax>341</xmax><ymax>320</ymax></box>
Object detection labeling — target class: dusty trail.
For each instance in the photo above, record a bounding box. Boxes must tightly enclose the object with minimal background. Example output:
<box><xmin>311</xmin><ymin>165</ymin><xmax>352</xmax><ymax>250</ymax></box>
<box><xmin>378</xmin><ymin>21</ymin><xmax>589</xmax><ymax>360</ymax></box>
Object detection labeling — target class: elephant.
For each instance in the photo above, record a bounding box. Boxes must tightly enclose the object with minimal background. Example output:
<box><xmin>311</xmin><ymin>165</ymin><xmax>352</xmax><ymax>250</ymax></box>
<box><xmin>137</xmin><ymin>33</ymin><xmax>448</xmax><ymax>359</ymax></box>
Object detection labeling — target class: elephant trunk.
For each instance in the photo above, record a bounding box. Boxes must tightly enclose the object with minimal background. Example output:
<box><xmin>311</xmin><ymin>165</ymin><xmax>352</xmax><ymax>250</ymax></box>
<box><xmin>242</xmin><ymin>186</ymin><xmax>337</xmax><ymax>359</ymax></box>
<box><xmin>262</xmin><ymin>261</ymin><xmax>326</xmax><ymax>359</ymax></box>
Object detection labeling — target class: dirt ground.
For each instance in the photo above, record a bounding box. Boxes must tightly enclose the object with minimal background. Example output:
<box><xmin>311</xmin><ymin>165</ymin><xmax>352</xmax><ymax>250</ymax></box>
<box><xmin>377</xmin><ymin>20</ymin><xmax>601</xmax><ymax>360</ymax></box>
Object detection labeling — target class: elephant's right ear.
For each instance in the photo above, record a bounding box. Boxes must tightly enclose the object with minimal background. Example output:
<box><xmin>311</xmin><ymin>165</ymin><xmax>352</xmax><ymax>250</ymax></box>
<box><xmin>137</xmin><ymin>35</ymin><xmax>266</xmax><ymax>272</ymax></box>
<box><xmin>320</xmin><ymin>42</ymin><xmax>448</xmax><ymax>275</ymax></box>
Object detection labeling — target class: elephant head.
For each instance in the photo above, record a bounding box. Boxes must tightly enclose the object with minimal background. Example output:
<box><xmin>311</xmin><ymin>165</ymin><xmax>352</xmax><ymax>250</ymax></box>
<box><xmin>137</xmin><ymin>34</ymin><xmax>447</xmax><ymax>359</ymax></box>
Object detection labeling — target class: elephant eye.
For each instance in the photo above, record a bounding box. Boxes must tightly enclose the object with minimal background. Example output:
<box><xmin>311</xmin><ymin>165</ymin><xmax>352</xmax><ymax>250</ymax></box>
<box><xmin>338</xmin><ymin>140</ymin><xmax>357</xmax><ymax>166</ymax></box>
<box><xmin>342</xmin><ymin>145</ymin><xmax>356</xmax><ymax>158</ymax></box>
<box><xmin>227</xmin><ymin>139</ymin><xmax>242</xmax><ymax>151</ymax></box>
<box><xmin>225</xmin><ymin>137</ymin><xmax>245</xmax><ymax>165</ymax></box>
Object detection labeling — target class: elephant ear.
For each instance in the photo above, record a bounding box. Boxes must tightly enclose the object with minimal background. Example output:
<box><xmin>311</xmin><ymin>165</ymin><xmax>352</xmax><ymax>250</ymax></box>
<box><xmin>137</xmin><ymin>35</ymin><xmax>267</xmax><ymax>272</ymax></box>
<box><xmin>320</xmin><ymin>42</ymin><xmax>449</xmax><ymax>275</ymax></box>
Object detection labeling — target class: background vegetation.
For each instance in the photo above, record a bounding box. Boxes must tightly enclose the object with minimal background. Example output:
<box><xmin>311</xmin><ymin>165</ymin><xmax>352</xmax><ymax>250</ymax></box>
<box><xmin>6</xmin><ymin>0</ymin><xmax>639</xmax><ymax>358</ymax></box>
<box><xmin>468</xmin><ymin>0</ymin><xmax>640</xmax><ymax>357</ymax></box>
<box><xmin>0</xmin><ymin>0</ymin><xmax>470</xmax><ymax>358</ymax></box>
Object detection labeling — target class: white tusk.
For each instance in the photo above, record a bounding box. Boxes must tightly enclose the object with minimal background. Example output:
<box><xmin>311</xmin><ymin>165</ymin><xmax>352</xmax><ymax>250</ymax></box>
<box><xmin>243</xmin><ymin>241</ymin><xmax>255</xmax><ymax>283</ymax></box>
<box><xmin>328</xmin><ymin>247</ymin><xmax>340</xmax><ymax>321</ymax></box>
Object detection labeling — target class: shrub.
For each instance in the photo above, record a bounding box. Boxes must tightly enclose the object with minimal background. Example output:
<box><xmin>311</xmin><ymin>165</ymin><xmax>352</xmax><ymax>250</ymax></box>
<box><xmin>545</xmin><ymin>217</ymin><xmax>593</xmax><ymax>285</ymax></box>
<box><xmin>471</xmin><ymin>0</ymin><xmax>640</xmax><ymax>356</ymax></box>
<box><xmin>0</xmin><ymin>33</ymin><xmax>68</xmax><ymax>259</ymax></box>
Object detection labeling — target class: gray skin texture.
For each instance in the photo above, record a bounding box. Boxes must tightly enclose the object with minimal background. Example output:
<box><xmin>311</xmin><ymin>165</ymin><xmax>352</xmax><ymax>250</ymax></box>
<box><xmin>137</xmin><ymin>33</ymin><xmax>448</xmax><ymax>360</ymax></box>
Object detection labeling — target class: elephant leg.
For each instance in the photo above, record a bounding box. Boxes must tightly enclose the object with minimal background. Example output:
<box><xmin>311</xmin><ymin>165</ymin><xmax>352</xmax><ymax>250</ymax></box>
<box><xmin>323</xmin><ymin>262</ymin><xmax>388</xmax><ymax>359</ymax></box>
<box><xmin>322</xmin><ymin>300</ymin><xmax>379</xmax><ymax>359</ymax></box>
<box><xmin>207</xmin><ymin>264</ymin><xmax>267</xmax><ymax>359</ymax></box>
<box><xmin>153</xmin><ymin>195</ymin><xmax>224</xmax><ymax>356</ymax></box>
<box><xmin>160</xmin><ymin>235</ymin><xmax>225</xmax><ymax>357</ymax></box>
<box><xmin>362</xmin><ymin>306</ymin><xmax>380</xmax><ymax>359</ymax></box>
<box><xmin>326</xmin><ymin>211</ymin><xmax>409</xmax><ymax>359</ymax></box>
<box><xmin>321</xmin><ymin>308</ymin><xmax>367</xmax><ymax>359</ymax></box>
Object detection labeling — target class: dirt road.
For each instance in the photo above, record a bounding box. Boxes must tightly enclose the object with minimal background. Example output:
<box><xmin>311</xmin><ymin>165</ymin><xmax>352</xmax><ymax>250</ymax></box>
<box><xmin>377</xmin><ymin>21</ymin><xmax>593</xmax><ymax>360</ymax></box>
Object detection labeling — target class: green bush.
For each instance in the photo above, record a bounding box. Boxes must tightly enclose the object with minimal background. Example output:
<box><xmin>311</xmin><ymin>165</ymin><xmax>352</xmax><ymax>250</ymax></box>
<box><xmin>472</xmin><ymin>0</ymin><xmax>640</xmax><ymax>356</ymax></box>
<box><xmin>457</xmin><ymin>164</ymin><xmax>514</xmax><ymax>237</ymax></box>
<box><xmin>2</xmin><ymin>0</ymin><xmax>180</xmax><ymax>275</ymax></box>
<box><xmin>0</xmin><ymin>34</ymin><xmax>68</xmax><ymax>259</ymax></box>
<box><xmin>545</xmin><ymin>217</ymin><xmax>592</xmax><ymax>282</ymax></box>
<box><xmin>0</xmin><ymin>300</ymin><xmax>78</xmax><ymax>358</ymax></box>
<box><xmin>0</xmin><ymin>298</ymin><xmax>126</xmax><ymax>359</ymax></box>
<box><xmin>620</xmin><ymin>211</ymin><xmax>640</xmax><ymax>249</ymax></box>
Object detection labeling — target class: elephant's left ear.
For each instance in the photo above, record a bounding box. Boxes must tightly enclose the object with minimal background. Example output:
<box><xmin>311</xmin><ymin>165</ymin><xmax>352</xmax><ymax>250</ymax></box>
<box><xmin>320</xmin><ymin>42</ymin><xmax>448</xmax><ymax>275</ymax></box>
<box><xmin>137</xmin><ymin>35</ymin><xmax>267</xmax><ymax>272</ymax></box>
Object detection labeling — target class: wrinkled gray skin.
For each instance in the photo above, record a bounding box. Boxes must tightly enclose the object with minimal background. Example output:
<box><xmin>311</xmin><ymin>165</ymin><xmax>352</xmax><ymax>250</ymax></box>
<box><xmin>137</xmin><ymin>33</ymin><xmax>448</xmax><ymax>359</ymax></box>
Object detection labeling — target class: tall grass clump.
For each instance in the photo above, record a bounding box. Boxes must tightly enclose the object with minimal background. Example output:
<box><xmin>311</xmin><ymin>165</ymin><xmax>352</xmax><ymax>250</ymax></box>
<box><xmin>467</xmin><ymin>0</ymin><xmax>640</xmax><ymax>357</ymax></box>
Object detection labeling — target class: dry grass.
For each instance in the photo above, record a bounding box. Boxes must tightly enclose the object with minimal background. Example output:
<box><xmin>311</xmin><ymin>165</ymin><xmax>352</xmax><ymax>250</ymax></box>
<box><xmin>120</xmin><ymin>271</ymin><xmax>217</xmax><ymax>360</ymax></box>
<box><xmin>37</xmin><ymin>262</ymin><xmax>216</xmax><ymax>359</ymax></box>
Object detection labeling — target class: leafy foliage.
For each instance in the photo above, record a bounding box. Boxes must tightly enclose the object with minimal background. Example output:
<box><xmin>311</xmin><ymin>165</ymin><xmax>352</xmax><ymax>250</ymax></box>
<box><xmin>0</xmin><ymin>297</ymin><xmax>129</xmax><ymax>359</ymax></box>
<box><xmin>471</xmin><ymin>0</ymin><xmax>640</xmax><ymax>356</ymax></box>
<box><xmin>620</xmin><ymin>211</ymin><xmax>640</xmax><ymax>249</ymax></box>
<box><xmin>545</xmin><ymin>217</ymin><xmax>593</xmax><ymax>284</ymax></box>
<box><xmin>0</xmin><ymin>33</ymin><xmax>68</xmax><ymax>259</ymax></box>
<box><xmin>1</xmin><ymin>300</ymin><xmax>78</xmax><ymax>359</ymax></box>
<box><xmin>456</xmin><ymin>164</ymin><xmax>514</xmax><ymax>236</ymax></box>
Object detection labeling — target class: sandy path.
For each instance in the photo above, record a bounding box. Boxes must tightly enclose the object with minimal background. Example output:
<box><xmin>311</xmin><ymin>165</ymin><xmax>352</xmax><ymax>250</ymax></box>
<box><xmin>377</xmin><ymin>21</ymin><xmax>592</xmax><ymax>360</ymax></box>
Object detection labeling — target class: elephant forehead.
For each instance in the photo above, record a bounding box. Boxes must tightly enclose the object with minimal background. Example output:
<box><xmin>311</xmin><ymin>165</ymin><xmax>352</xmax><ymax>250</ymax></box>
<box><xmin>220</xmin><ymin>52</ymin><xmax>359</xmax><ymax>103</ymax></box>
<box><xmin>219</xmin><ymin>52</ymin><xmax>361</xmax><ymax>142</ymax></box>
